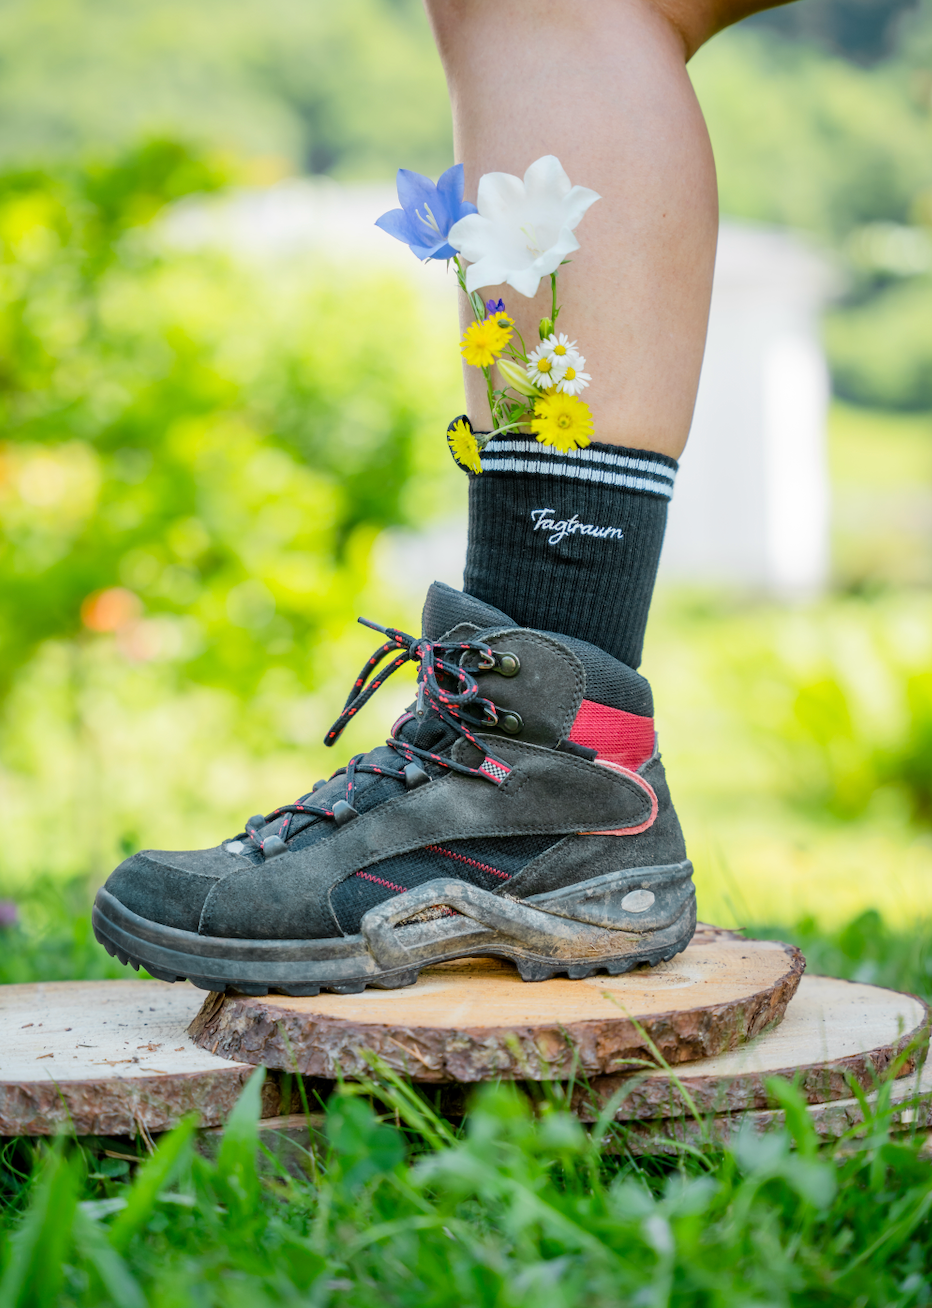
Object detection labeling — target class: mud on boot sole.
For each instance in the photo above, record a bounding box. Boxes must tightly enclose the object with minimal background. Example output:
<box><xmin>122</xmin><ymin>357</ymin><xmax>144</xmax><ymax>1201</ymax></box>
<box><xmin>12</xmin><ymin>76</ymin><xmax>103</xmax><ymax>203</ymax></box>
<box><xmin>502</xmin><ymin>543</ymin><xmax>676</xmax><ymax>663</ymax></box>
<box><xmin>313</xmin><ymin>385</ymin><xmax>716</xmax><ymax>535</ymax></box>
<box><xmin>92</xmin><ymin>861</ymin><xmax>696</xmax><ymax>995</ymax></box>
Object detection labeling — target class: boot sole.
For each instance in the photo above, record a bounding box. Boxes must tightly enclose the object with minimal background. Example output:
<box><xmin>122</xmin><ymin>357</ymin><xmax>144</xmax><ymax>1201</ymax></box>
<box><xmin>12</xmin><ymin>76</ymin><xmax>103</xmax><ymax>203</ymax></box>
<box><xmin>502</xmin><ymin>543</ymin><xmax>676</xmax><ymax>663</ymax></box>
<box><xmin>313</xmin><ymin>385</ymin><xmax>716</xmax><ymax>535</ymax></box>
<box><xmin>92</xmin><ymin>861</ymin><xmax>696</xmax><ymax>995</ymax></box>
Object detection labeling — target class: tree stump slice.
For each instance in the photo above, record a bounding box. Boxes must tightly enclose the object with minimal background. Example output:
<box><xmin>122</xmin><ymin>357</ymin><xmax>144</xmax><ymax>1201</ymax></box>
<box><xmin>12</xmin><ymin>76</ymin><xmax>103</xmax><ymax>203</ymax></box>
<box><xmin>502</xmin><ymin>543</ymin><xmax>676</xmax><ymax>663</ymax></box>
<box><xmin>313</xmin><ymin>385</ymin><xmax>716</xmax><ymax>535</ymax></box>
<box><xmin>0</xmin><ymin>980</ymin><xmax>279</xmax><ymax>1136</ymax></box>
<box><xmin>572</xmin><ymin>975</ymin><xmax>929</xmax><ymax>1120</ymax></box>
<box><xmin>618</xmin><ymin>1057</ymin><xmax>932</xmax><ymax>1153</ymax></box>
<box><xmin>187</xmin><ymin>926</ymin><xmax>804</xmax><ymax>1082</ymax></box>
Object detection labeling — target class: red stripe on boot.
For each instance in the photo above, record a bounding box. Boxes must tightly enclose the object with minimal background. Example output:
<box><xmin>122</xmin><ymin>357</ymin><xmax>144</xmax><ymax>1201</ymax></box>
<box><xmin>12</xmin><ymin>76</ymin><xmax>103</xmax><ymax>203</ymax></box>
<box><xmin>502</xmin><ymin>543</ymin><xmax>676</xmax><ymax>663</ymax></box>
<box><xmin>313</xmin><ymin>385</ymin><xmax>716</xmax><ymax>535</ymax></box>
<box><xmin>569</xmin><ymin>699</ymin><xmax>655</xmax><ymax>770</ymax></box>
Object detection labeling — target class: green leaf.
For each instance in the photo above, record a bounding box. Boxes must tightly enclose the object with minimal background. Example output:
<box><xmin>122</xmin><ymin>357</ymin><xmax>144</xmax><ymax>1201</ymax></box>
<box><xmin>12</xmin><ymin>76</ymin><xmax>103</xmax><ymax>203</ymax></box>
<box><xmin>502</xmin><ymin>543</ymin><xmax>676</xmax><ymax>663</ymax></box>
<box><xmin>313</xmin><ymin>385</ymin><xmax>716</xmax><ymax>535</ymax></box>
<box><xmin>215</xmin><ymin>1065</ymin><xmax>266</xmax><ymax>1209</ymax></box>
<box><xmin>72</xmin><ymin>1206</ymin><xmax>146</xmax><ymax>1308</ymax></box>
<box><xmin>325</xmin><ymin>1095</ymin><xmax>405</xmax><ymax>1190</ymax></box>
<box><xmin>108</xmin><ymin>1114</ymin><xmax>198</xmax><ymax>1253</ymax></box>
<box><xmin>0</xmin><ymin>1147</ymin><xmax>78</xmax><ymax>1308</ymax></box>
<box><xmin>765</xmin><ymin>1077</ymin><xmax>820</xmax><ymax>1159</ymax></box>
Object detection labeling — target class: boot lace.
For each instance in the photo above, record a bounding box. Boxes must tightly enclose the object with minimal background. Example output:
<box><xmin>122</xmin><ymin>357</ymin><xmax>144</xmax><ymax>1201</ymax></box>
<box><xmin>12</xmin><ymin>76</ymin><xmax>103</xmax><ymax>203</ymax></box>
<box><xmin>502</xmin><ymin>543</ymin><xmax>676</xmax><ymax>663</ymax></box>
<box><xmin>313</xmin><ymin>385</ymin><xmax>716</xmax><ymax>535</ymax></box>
<box><xmin>238</xmin><ymin>620</ymin><xmax>515</xmax><ymax>857</ymax></box>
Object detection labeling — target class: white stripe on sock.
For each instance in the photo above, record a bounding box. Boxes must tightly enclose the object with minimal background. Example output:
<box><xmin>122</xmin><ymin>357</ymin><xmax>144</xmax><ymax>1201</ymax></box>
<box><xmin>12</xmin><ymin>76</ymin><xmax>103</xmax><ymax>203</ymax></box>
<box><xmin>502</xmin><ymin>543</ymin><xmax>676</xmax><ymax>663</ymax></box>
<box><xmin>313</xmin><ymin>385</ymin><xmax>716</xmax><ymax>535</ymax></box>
<box><xmin>484</xmin><ymin>440</ymin><xmax>676</xmax><ymax>484</ymax></box>
<box><xmin>478</xmin><ymin>454</ymin><xmax>675</xmax><ymax>499</ymax></box>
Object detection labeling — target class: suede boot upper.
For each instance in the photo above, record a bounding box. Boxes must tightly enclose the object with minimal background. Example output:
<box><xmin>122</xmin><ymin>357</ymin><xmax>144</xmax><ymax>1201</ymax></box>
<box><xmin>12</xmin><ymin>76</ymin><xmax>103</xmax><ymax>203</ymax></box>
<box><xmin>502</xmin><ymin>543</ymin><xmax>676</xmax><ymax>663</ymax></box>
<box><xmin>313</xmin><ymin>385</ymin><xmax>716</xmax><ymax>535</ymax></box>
<box><xmin>102</xmin><ymin>583</ymin><xmax>687</xmax><ymax>947</ymax></box>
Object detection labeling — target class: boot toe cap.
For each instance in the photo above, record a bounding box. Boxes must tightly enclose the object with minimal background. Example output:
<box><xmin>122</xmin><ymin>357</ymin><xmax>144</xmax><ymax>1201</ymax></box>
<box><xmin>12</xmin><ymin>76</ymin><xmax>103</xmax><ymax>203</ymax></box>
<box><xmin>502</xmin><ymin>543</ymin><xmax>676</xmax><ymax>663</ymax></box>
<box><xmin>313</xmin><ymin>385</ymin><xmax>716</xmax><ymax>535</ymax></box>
<box><xmin>104</xmin><ymin>846</ymin><xmax>245</xmax><ymax>933</ymax></box>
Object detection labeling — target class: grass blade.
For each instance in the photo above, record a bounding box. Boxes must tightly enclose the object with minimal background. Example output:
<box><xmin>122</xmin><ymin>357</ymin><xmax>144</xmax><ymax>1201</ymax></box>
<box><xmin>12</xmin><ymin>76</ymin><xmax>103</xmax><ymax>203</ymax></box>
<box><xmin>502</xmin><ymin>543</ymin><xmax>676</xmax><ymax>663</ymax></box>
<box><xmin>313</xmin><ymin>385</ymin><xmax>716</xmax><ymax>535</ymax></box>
<box><xmin>108</xmin><ymin>1114</ymin><xmax>198</xmax><ymax>1254</ymax></box>
<box><xmin>0</xmin><ymin>1147</ymin><xmax>78</xmax><ymax>1308</ymax></box>
<box><xmin>72</xmin><ymin>1206</ymin><xmax>146</xmax><ymax>1308</ymax></box>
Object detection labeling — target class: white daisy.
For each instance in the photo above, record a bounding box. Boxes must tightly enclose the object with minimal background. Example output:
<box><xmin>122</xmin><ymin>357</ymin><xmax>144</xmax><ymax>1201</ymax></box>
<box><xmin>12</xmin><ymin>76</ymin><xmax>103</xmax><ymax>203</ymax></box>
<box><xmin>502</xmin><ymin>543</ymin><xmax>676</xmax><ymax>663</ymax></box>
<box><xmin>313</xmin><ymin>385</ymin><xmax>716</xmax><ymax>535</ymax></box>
<box><xmin>526</xmin><ymin>340</ymin><xmax>567</xmax><ymax>389</ymax></box>
<box><xmin>541</xmin><ymin>332</ymin><xmax>579</xmax><ymax>365</ymax></box>
<box><xmin>557</xmin><ymin>358</ymin><xmax>591</xmax><ymax>396</ymax></box>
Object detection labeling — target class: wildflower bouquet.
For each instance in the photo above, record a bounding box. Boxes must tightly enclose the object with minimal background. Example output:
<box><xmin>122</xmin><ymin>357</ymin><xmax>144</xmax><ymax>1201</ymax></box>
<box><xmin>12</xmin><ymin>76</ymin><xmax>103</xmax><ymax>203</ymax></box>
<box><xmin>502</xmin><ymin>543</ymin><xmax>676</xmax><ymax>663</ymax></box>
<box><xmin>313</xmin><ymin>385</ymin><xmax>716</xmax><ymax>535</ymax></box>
<box><xmin>376</xmin><ymin>155</ymin><xmax>600</xmax><ymax>474</ymax></box>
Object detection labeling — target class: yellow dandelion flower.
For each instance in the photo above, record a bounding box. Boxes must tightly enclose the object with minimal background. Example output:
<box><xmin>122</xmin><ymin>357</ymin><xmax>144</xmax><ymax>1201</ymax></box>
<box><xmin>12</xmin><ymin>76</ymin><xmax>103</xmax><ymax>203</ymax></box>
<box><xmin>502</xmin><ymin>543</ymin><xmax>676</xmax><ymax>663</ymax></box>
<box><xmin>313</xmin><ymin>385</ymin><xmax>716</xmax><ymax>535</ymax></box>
<box><xmin>530</xmin><ymin>393</ymin><xmax>594</xmax><ymax>453</ymax></box>
<box><xmin>447</xmin><ymin>417</ymin><xmax>483</xmax><ymax>475</ymax></box>
<box><xmin>460</xmin><ymin>315</ymin><xmax>514</xmax><ymax>368</ymax></box>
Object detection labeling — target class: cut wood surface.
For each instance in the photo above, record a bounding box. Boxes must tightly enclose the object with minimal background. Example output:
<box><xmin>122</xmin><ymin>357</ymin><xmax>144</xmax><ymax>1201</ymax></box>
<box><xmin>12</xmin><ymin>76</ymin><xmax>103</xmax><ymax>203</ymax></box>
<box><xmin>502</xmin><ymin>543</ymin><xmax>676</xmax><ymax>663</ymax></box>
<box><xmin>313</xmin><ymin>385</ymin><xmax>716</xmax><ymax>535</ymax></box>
<box><xmin>619</xmin><ymin>1058</ymin><xmax>932</xmax><ymax>1153</ymax></box>
<box><xmin>573</xmin><ymin>975</ymin><xmax>929</xmax><ymax>1120</ymax></box>
<box><xmin>0</xmin><ymin>980</ymin><xmax>279</xmax><ymax>1136</ymax></box>
<box><xmin>188</xmin><ymin>926</ymin><xmax>805</xmax><ymax>1081</ymax></box>
<box><xmin>2</xmin><ymin>954</ymin><xmax>925</xmax><ymax>1141</ymax></box>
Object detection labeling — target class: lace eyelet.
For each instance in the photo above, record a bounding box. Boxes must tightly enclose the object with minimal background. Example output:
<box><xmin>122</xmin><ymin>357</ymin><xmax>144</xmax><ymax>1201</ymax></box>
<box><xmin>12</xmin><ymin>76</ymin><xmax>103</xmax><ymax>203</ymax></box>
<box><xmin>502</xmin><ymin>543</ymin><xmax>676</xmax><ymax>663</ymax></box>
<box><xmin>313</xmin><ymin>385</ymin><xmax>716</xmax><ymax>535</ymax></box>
<box><xmin>404</xmin><ymin>762</ymin><xmax>430</xmax><ymax>790</ymax></box>
<box><xmin>332</xmin><ymin>800</ymin><xmax>359</xmax><ymax>826</ymax></box>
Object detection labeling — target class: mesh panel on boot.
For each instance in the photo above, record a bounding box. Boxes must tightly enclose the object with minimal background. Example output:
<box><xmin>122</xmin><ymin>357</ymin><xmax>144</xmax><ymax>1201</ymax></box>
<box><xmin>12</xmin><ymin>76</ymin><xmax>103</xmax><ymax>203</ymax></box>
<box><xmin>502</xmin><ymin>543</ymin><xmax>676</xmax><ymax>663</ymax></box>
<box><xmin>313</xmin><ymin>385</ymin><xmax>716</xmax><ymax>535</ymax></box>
<box><xmin>330</xmin><ymin>834</ymin><xmax>557</xmax><ymax>935</ymax></box>
<box><xmin>547</xmin><ymin>632</ymin><xmax>653</xmax><ymax>717</ymax></box>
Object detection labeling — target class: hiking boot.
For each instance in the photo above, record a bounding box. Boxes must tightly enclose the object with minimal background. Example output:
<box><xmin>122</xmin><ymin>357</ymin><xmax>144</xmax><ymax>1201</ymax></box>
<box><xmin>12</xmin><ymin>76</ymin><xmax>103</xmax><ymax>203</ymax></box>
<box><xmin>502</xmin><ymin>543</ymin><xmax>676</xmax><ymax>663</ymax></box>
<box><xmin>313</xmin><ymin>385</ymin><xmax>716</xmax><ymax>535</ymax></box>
<box><xmin>92</xmin><ymin>581</ymin><xmax>695</xmax><ymax>994</ymax></box>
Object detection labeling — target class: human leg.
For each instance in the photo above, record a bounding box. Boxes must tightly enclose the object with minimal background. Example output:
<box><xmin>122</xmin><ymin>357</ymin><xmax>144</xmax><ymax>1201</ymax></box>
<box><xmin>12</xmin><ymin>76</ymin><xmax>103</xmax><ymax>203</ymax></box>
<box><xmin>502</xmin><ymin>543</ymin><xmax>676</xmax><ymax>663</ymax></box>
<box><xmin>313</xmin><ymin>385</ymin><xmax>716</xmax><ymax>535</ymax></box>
<box><xmin>426</xmin><ymin>0</ymin><xmax>718</xmax><ymax>458</ymax></box>
<box><xmin>425</xmin><ymin>0</ymin><xmax>772</xmax><ymax>667</ymax></box>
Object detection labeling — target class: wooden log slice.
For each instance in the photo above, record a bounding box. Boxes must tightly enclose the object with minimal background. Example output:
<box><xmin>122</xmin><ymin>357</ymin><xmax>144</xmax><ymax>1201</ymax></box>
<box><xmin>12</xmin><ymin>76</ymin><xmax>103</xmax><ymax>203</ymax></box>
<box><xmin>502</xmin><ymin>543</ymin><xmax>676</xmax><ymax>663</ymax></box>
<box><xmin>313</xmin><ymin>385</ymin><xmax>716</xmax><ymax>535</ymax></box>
<box><xmin>0</xmin><ymin>980</ymin><xmax>280</xmax><ymax>1136</ymax></box>
<box><xmin>617</xmin><ymin>1057</ymin><xmax>932</xmax><ymax>1153</ymax></box>
<box><xmin>572</xmin><ymin>975</ymin><xmax>929</xmax><ymax>1120</ymax></box>
<box><xmin>188</xmin><ymin>928</ymin><xmax>805</xmax><ymax>1082</ymax></box>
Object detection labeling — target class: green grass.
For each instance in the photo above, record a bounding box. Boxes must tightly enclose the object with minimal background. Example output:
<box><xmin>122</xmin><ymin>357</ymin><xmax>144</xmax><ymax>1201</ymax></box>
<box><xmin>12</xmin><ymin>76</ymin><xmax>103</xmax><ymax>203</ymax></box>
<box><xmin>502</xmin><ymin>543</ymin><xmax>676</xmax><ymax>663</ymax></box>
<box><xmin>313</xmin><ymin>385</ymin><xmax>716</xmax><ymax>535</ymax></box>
<box><xmin>3</xmin><ymin>1060</ymin><xmax>932</xmax><ymax>1306</ymax></box>
<box><xmin>4</xmin><ymin>887</ymin><xmax>932</xmax><ymax>1306</ymax></box>
<box><xmin>0</xmin><ymin>879</ymin><xmax>129</xmax><ymax>986</ymax></box>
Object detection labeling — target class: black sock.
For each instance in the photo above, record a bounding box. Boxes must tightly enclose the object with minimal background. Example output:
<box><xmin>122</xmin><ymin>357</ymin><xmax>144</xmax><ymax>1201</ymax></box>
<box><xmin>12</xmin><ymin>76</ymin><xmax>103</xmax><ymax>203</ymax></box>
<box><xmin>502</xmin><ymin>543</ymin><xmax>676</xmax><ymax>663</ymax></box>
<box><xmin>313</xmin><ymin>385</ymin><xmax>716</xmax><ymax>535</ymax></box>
<box><xmin>462</xmin><ymin>434</ymin><xmax>676</xmax><ymax>669</ymax></box>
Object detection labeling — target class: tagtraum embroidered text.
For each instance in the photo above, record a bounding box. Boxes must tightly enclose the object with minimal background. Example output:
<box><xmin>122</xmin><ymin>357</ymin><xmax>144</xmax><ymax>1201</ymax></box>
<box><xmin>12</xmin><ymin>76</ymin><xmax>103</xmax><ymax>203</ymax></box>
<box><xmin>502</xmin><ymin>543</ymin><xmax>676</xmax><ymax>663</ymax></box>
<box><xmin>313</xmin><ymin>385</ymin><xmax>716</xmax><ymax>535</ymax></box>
<box><xmin>530</xmin><ymin>508</ymin><xmax>625</xmax><ymax>546</ymax></box>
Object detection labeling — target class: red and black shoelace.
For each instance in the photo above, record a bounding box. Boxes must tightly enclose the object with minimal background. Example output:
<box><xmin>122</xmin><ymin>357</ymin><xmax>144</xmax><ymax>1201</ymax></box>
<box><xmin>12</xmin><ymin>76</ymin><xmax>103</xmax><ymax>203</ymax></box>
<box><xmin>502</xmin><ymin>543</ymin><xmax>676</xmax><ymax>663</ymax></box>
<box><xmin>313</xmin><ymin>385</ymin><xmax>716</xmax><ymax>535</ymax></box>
<box><xmin>241</xmin><ymin>621</ymin><xmax>514</xmax><ymax>857</ymax></box>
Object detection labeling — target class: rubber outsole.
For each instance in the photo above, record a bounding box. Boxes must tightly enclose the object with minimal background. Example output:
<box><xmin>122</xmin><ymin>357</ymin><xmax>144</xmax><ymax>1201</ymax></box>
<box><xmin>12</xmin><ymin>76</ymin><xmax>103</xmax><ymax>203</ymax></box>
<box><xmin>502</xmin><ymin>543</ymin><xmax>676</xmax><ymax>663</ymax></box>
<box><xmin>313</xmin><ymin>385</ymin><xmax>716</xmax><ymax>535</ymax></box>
<box><xmin>93</xmin><ymin>924</ymin><xmax>693</xmax><ymax>996</ymax></box>
<box><xmin>92</xmin><ymin>863</ymin><xmax>697</xmax><ymax>996</ymax></box>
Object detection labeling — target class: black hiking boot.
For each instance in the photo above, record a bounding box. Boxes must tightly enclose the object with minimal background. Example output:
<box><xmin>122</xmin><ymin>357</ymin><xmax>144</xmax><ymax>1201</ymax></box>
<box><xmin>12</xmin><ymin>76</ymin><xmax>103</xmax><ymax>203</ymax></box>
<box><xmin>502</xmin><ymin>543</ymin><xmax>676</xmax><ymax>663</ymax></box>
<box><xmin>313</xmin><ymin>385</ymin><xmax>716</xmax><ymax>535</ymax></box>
<box><xmin>92</xmin><ymin>582</ymin><xmax>695</xmax><ymax>994</ymax></box>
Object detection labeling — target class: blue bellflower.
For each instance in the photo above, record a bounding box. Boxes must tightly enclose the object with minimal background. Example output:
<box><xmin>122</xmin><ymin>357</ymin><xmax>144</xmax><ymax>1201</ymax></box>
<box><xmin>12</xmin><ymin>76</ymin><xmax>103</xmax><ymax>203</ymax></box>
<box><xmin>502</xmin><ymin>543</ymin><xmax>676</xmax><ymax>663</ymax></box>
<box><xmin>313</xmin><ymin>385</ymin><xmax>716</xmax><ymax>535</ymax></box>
<box><xmin>375</xmin><ymin>164</ymin><xmax>477</xmax><ymax>261</ymax></box>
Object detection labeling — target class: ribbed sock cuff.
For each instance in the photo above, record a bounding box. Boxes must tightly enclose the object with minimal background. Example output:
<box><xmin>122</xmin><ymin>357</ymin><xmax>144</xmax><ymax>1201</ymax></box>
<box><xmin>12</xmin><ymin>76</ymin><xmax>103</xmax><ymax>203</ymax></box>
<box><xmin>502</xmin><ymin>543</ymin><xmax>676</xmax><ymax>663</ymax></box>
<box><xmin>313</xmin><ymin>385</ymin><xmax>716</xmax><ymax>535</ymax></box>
<box><xmin>463</xmin><ymin>436</ymin><xmax>677</xmax><ymax>669</ymax></box>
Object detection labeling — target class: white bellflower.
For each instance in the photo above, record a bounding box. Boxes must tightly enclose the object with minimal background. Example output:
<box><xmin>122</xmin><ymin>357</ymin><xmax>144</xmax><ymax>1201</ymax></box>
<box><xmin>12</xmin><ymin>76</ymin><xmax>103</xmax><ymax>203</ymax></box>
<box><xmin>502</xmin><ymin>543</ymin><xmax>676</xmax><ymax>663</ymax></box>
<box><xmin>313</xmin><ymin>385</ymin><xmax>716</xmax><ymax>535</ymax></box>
<box><xmin>448</xmin><ymin>156</ymin><xmax>600</xmax><ymax>298</ymax></box>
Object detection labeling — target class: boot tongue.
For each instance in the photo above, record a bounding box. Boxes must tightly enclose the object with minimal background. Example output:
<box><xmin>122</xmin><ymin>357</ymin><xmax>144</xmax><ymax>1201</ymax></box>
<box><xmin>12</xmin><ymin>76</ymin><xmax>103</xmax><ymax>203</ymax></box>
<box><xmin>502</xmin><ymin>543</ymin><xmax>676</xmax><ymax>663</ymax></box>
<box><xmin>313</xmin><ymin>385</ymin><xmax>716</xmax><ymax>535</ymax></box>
<box><xmin>394</xmin><ymin>709</ymin><xmax>459</xmax><ymax>755</ymax></box>
<box><xmin>421</xmin><ymin>581</ymin><xmax>514</xmax><ymax>641</ymax></box>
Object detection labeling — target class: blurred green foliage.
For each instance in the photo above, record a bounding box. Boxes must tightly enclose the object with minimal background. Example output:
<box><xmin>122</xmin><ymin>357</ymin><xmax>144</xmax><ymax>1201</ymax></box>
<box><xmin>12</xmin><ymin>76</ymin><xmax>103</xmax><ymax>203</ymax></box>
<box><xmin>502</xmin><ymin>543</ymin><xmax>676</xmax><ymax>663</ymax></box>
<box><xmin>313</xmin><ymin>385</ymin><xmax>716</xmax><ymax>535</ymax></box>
<box><xmin>657</xmin><ymin>587</ymin><xmax>932</xmax><ymax>827</ymax></box>
<box><xmin>691</xmin><ymin>31</ymin><xmax>932</xmax><ymax>241</ymax></box>
<box><xmin>643</xmin><ymin>580</ymin><xmax>932</xmax><ymax>931</ymax></box>
<box><xmin>2</xmin><ymin>0</ymin><xmax>932</xmax><ymax>407</ymax></box>
<box><xmin>0</xmin><ymin>878</ymin><xmax>127</xmax><ymax>985</ymax></box>
<box><xmin>825</xmin><ymin>275</ymin><xmax>932</xmax><ymax>409</ymax></box>
<box><xmin>0</xmin><ymin>0</ymin><xmax>451</xmax><ymax>180</ymax></box>
<box><xmin>0</xmin><ymin>138</ymin><xmax>453</xmax><ymax>700</ymax></box>
<box><xmin>0</xmin><ymin>10</ymin><xmax>929</xmax><ymax>895</ymax></box>
<box><xmin>0</xmin><ymin>139</ymin><xmax>459</xmax><ymax>881</ymax></box>
<box><xmin>688</xmin><ymin>14</ymin><xmax>932</xmax><ymax>411</ymax></box>
<box><xmin>758</xmin><ymin>907</ymin><xmax>932</xmax><ymax>995</ymax></box>
<box><xmin>749</xmin><ymin>0</ymin><xmax>916</xmax><ymax>63</ymax></box>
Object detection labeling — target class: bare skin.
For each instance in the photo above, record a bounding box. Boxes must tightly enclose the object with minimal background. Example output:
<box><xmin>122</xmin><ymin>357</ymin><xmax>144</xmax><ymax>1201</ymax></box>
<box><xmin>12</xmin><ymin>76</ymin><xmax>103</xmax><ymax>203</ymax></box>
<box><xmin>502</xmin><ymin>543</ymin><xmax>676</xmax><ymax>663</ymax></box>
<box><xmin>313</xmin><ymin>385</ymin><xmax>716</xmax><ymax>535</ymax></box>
<box><xmin>424</xmin><ymin>0</ymin><xmax>791</xmax><ymax>458</ymax></box>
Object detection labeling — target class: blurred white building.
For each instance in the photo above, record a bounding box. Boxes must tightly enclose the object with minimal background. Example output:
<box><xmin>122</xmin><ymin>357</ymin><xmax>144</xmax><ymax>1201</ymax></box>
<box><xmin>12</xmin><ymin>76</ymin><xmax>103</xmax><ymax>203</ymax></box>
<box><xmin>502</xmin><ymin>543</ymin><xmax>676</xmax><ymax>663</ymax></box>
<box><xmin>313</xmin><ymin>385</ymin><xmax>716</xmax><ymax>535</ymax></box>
<box><xmin>169</xmin><ymin>188</ymin><xmax>836</xmax><ymax>597</ymax></box>
<box><xmin>660</xmin><ymin>221</ymin><xmax>835</xmax><ymax>596</ymax></box>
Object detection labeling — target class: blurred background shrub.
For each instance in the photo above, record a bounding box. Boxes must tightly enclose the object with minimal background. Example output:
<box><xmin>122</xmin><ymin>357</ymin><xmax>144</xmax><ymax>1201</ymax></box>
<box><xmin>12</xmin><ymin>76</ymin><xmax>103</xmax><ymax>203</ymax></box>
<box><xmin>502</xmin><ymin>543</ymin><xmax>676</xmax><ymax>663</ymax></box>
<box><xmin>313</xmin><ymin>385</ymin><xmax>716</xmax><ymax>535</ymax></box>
<box><xmin>0</xmin><ymin>134</ymin><xmax>457</xmax><ymax>880</ymax></box>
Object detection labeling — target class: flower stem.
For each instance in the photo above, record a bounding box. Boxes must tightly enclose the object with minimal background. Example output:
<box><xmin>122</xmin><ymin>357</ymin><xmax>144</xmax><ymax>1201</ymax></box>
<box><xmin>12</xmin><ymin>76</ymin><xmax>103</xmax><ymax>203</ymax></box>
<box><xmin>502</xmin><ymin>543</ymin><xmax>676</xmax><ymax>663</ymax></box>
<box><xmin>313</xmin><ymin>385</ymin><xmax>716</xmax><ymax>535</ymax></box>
<box><xmin>484</xmin><ymin>363</ymin><xmax>496</xmax><ymax>418</ymax></box>
<box><xmin>482</xmin><ymin>416</ymin><xmax>534</xmax><ymax>444</ymax></box>
<box><xmin>453</xmin><ymin>257</ymin><xmax>486</xmax><ymax>323</ymax></box>
<box><xmin>550</xmin><ymin>272</ymin><xmax>559</xmax><ymax>326</ymax></box>
<box><xmin>509</xmin><ymin>326</ymin><xmax>529</xmax><ymax>359</ymax></box>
